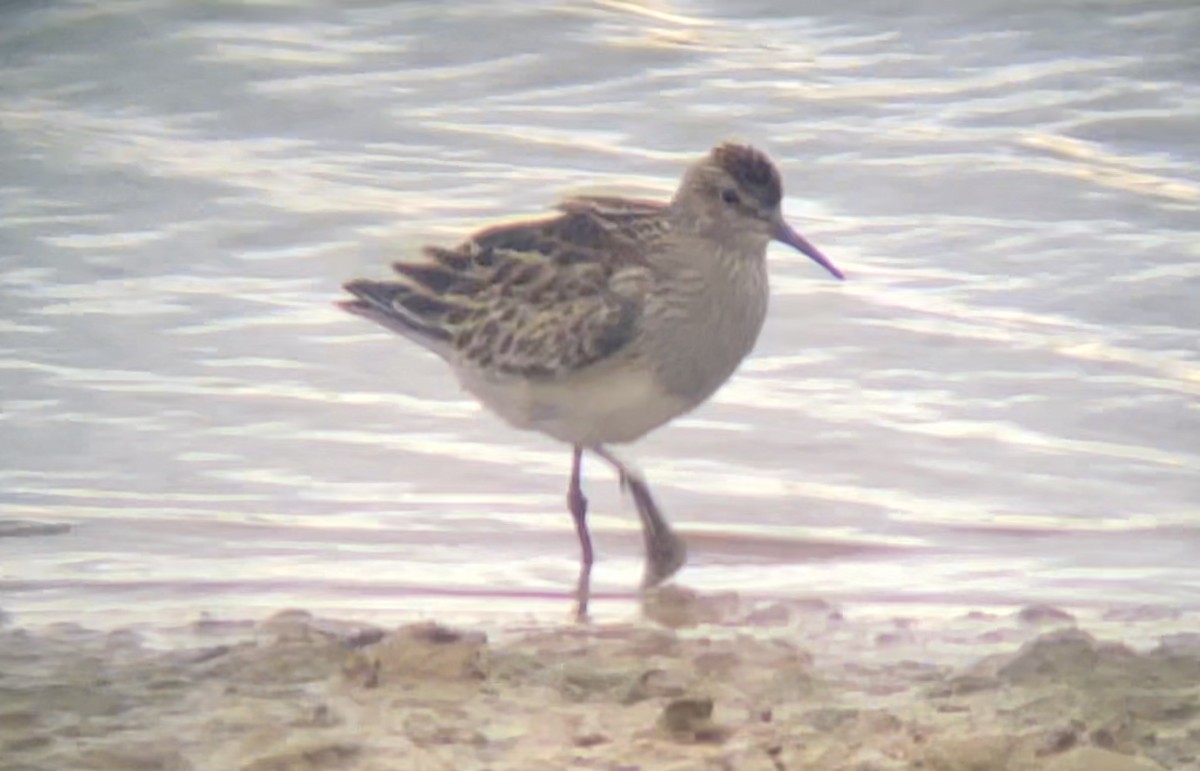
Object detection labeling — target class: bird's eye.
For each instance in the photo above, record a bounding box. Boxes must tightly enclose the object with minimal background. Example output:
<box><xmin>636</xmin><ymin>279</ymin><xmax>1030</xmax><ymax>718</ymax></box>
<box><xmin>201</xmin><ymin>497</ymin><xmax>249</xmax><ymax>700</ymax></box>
<box><xmin>720</xmin><ymin>188</ymin><xmax>741</xmax><ymax>206</ymax></box>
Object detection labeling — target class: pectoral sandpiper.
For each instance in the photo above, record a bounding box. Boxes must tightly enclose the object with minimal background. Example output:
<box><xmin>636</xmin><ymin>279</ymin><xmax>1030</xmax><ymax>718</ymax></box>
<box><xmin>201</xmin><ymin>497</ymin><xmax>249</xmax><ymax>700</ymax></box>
<box><xmin>340</xmin><ymin>143</ymin><xmax>844</xmax><ymax>618</ymax></box>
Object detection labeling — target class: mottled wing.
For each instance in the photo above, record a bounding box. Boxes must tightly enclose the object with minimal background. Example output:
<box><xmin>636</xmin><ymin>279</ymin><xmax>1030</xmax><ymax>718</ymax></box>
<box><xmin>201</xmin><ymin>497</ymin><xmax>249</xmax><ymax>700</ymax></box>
<box><xmin>341</xmin><ymin>202</ymin><xmax>666</xmax><ymax>379</ymax></box>
<box><xmin>555</xmin><ymin>196</ymin><xmax>670</xmax><ymax>245</ymax></box>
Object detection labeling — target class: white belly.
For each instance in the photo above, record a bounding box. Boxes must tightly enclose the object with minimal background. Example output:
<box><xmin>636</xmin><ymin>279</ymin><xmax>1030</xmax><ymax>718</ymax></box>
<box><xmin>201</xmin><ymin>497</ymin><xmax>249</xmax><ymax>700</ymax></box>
<box><xmin>457</xmin><ymin>357</ymin><xmax>690</xmax><ymax>446</ymax></box>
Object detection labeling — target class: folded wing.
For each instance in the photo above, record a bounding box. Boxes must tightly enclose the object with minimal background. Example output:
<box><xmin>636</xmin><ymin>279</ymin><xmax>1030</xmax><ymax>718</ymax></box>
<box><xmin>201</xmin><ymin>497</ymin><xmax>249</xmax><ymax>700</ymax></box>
<box><xmin>341</xmin><ymin>202</ymin><xmax>667</xmax><ymax>379</ymax></box>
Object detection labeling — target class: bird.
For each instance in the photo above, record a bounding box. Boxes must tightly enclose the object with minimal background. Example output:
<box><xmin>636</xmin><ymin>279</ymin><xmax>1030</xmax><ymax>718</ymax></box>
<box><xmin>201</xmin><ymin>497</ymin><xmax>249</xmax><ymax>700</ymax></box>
<box><xmin>339</xmin><ymin>142</ymin><xmax>844</xmax><ymax>619</ymax></box>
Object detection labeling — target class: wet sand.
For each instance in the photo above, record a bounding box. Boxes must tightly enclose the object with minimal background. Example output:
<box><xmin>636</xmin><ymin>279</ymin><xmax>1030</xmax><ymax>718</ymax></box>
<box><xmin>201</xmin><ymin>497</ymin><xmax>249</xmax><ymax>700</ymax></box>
<box><xmin>2</xmin><ymin>589</ymin><xmax>1197</xmax><ymax>771</ymax></box>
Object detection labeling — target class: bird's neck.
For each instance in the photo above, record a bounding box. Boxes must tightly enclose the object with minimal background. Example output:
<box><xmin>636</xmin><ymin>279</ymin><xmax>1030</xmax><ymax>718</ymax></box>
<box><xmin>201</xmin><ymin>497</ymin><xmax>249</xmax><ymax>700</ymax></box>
<box><xmin>645</xmin><ymin>233</ymin><xmax>770</xmax><ymax>404</ymax></box>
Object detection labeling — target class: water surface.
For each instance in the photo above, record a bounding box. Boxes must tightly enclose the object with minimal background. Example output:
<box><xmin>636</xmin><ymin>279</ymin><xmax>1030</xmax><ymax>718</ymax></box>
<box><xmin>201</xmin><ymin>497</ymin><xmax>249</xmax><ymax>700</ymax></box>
<box><xmin>2</xmin><ymin>0</ymin><xmax>1198</xmax><ymax>629</ymax></box>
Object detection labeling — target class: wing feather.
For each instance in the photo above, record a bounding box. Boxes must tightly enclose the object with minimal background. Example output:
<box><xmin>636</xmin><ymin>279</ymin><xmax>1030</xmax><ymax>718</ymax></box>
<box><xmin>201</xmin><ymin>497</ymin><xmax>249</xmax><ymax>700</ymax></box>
<box><xmin>342</xmin><ymin>201</ymin><xmax>668</xmax><ymax>377</ymax></box>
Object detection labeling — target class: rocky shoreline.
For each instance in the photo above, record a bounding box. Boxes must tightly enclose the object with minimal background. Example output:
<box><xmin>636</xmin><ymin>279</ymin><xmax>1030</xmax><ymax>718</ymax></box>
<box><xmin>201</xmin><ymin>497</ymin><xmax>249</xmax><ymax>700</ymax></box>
<box><xmin>2</xmin><ymin>590</ymin><xmax>1197</xmax><ymax>770</ymax></box>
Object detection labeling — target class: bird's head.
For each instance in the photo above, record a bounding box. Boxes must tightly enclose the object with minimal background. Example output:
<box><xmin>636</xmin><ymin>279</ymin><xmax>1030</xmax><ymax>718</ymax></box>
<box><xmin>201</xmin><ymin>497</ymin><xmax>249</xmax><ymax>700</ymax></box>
<box><xmin>674</xmin><ymin>143</ymin><xmax>843</xmax><ymax>280</ymax></box>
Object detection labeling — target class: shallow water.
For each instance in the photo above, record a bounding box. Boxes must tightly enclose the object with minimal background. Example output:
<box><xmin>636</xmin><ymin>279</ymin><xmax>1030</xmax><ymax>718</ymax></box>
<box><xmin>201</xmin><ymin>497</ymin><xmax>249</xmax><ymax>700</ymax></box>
<box><xmin>2</xmin><ymin>0</ymin><xmax>1198</xmax><ymax>630</ymax></box>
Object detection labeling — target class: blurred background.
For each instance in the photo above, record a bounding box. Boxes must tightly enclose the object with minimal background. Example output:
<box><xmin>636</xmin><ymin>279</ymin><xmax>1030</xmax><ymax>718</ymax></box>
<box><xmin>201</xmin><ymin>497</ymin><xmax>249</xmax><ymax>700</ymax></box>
<box><xmin>1</xmin><ymin>0</ymin><xmax>1197</xmax><ymax>630</ymax></box>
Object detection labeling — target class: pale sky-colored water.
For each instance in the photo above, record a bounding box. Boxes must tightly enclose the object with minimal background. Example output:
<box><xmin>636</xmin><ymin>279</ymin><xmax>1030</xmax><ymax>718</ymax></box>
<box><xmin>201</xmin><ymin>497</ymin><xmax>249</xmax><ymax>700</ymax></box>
<box><xmin>2</xmin><ymin>0</ymin><xmax>1198</xmax><ymax>630</ymax></box>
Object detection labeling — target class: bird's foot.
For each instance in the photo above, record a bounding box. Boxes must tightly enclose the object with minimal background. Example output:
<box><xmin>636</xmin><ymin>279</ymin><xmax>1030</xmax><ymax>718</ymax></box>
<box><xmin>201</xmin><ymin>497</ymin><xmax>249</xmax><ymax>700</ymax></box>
<box><xmin>642</xmin><ymin>525</ymin><xmax>688</xmax><ymax>588</ymax></box>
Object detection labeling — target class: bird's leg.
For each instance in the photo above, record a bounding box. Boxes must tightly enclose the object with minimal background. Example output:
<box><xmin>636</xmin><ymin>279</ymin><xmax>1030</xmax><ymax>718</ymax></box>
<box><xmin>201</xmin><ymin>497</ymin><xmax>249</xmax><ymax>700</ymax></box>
<box><xmin>591</xmin><ymin>445</ymin><xmax>687</xmax><ymax>588</ymax></box>
<box><xmin>568</xmin><ymin>445</ymin><xmax>593</xmax><ymax>621</ymax></box>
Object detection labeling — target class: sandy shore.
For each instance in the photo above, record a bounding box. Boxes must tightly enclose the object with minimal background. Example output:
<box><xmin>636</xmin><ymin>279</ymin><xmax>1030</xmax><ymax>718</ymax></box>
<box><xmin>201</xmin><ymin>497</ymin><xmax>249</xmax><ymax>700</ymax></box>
<box><xmin>1</xmin><ymin>588</ymin><xmax>1197</xmax><ymax>771</ymax></box>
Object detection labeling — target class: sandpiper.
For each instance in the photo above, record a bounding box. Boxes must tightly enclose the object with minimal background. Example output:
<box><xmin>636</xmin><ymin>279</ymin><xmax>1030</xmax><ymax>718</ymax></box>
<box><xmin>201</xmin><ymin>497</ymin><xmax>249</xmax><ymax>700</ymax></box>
<box><xmin>340</xmin><ymin>143</ymin><xmax>843</xmax><ymax>618</ymax></box>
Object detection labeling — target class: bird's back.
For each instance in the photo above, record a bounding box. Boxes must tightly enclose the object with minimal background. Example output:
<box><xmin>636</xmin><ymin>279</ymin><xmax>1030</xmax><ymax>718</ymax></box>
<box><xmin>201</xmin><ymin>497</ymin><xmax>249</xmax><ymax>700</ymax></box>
<box><xmin>340</xmin><ymin>197</ymin><xmax>669</xmax><ymax>379</ymax></box>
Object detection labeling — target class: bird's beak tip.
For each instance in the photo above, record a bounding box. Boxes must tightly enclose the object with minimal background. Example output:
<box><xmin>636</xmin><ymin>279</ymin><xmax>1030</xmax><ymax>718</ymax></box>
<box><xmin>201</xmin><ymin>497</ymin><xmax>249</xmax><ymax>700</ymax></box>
<box><xmin>772</xmin><ymin>219</ymin><xmax>844</xmax><ymax>281</ymax></box>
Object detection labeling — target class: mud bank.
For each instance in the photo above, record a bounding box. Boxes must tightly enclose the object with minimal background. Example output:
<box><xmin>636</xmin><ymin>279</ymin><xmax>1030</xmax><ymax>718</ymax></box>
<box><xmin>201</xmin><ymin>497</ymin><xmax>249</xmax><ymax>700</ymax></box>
<box><xmin>1</xmin><ymin>591</ymin><xmax>1197</xmax><ymax>770</ymax></box>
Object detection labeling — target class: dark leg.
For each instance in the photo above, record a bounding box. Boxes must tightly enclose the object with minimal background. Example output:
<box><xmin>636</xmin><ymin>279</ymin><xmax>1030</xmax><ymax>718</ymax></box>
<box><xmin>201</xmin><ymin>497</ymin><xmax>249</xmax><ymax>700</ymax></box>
<box><xmin>591</xmin><ymin>445</ymin><xmax>687</xmax><ymax>588</ymax></box>
<box><xmin>568</xmin><ymin>445</ymin><xmax>593</xmax><ymax>621</ymax></box>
